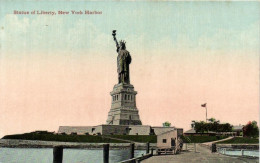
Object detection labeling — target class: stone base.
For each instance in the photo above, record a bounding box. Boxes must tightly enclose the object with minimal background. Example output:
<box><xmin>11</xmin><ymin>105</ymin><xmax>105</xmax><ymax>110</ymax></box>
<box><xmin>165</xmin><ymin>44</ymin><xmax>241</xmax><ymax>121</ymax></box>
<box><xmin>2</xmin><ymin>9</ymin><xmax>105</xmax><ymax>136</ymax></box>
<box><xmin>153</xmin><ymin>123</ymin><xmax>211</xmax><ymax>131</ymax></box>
<box><xmin>118</xmin><ymin>119</ymin><xmax>142</xmax><ymax>125</ymax></box>
<box><xmin>106</xmin><ymin>83</ymin><xmax>142</xmax><ymax>125</ymax></box>
<box><xmin>106</xmin><ymin>108</ymin><xmax>142</xmax><ymax>125</ymax></box>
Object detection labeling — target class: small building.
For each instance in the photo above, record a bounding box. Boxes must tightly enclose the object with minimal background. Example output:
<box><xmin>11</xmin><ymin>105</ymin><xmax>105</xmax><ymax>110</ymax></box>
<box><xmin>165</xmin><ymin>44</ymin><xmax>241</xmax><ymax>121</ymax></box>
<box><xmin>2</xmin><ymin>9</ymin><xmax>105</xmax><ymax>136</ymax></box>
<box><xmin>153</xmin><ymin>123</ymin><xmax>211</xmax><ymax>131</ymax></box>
<box><xmin>157</xmin><ymin>128</ymin><xmax>183</xmax><ymax>154</ymax></box>
<box><xmin>232</xmin><ymin>125</ymin><xmax>244</xmax><ymax>136</ymax></box>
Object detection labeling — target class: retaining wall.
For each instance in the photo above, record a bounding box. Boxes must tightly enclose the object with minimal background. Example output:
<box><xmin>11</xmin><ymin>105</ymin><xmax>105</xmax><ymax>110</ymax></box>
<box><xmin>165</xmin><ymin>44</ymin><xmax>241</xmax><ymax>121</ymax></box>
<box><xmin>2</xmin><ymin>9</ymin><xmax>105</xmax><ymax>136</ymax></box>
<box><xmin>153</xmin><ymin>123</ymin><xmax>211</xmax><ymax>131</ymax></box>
<box><xmin>0</xmin><ymin>139</ymin><xmax>156</xmax><ymax>149</ymax></box>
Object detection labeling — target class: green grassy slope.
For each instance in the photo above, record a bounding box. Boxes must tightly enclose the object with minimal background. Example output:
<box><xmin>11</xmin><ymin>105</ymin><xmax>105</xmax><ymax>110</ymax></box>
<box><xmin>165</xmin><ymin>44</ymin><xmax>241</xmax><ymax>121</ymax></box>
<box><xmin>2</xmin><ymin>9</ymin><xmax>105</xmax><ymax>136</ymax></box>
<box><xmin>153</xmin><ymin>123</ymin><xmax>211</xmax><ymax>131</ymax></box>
<box><xmin>181</xmin><ymin>135</ymin><xmax>228</xmax><ymax>143</ymax></box>
<box><xmin>2</xmin><ymin>133</ymin><xmax>124</xmax><ymax>143</ymax></box>
<box><xmin>217</xmin><ymin>137</ymin><xmax>259</xmax><ymax>144</ymax></box>
<box><xmin>108</xmin><ymin>135</ymin><xmax>157</xmax><ymax>143</ymax></box>
<box><xmin>2</xmin><ymin>132</ymin><xmax>157</xmax><ymax>143</ymax></box>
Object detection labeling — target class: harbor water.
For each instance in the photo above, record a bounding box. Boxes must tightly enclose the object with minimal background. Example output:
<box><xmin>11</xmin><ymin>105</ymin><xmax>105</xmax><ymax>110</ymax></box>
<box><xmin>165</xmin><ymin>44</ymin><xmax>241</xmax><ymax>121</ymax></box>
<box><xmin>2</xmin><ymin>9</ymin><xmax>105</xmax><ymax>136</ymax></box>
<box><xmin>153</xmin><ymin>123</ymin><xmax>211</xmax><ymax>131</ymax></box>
<box><xmin>217</xmin><ymin>148</ymin><xmax>259</xmax><ymax>158</ymax></box>
<box><xmin>0</xmin><ymin>148</ymin><xmax>146</xmax><ymax>163</ymax></box>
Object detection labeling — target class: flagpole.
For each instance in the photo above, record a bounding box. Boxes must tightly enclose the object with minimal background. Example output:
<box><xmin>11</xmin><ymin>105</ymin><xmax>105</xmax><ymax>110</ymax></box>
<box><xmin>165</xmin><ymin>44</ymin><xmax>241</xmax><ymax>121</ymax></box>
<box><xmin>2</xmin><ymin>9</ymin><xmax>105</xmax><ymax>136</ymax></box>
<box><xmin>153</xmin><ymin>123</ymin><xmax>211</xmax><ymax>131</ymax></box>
<box><xmin>206</xmin><ymin>106</ymin><xmax>207</xmax><ymax>123</ymax></box>
<box><xmin>201</xmin><ymin>103</ymin><xmax>207</xmax><ymax>123</ymax></box>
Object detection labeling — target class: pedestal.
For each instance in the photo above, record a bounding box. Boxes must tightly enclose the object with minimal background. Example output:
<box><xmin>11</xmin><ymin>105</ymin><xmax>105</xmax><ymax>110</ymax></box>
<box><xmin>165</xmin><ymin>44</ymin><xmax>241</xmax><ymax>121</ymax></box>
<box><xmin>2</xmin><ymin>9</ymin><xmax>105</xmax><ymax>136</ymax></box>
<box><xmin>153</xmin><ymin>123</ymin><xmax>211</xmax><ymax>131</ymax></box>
<box><xmin>106</xmin><ymin>83</ymin><xmax>142</xmax><ymax>125</ymax></box>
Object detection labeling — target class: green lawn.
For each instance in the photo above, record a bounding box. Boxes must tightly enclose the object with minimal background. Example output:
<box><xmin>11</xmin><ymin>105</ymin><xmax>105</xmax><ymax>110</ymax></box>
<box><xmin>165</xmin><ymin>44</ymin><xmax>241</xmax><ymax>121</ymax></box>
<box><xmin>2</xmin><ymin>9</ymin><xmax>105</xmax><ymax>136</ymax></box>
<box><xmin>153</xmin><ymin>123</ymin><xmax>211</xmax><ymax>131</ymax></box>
<box><xmin>181</xmin><ymin>135</ymin><xmax>228</xmax><ymax>143</ymax></box>
<box><xmin>2</xmin><ymin>132</ymin><xmax>125</xmax><ymax>143</ymax></box>
<box><xmin>217</xmin><ymin>137</ymin><xmax>259</xmax><ymax>144</ymax></box>
<box><xmin>109</xmin><ymin>135</ymin><xmax>157</xmax><ymax>143</ymax></box>
<box><xmin>2</xmin><ymin>132</ymin><xmax>157</xmax><ymax>143</ymax></box>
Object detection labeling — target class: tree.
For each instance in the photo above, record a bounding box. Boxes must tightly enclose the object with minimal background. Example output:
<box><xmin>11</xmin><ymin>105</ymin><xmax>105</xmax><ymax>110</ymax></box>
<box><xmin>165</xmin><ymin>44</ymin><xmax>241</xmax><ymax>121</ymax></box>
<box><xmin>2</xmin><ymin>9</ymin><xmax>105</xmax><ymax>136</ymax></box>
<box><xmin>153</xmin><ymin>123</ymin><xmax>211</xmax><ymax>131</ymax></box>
<box><xmin>191</xmin><ymin>120</ymin><xmax>196</xmax><ymax>128</ymax></box>
<box><xmin>163</xmin><ymin>121</ymin><xmax>171</xmax><ymax>127</ymax></box>
<box><xmin>208</xmin><ymin>118</ymin><xmax>216</xmax><ymax>123</ymax></box>
<box><xmin>208</xmin><ymin>117</ymin><xmax>219</xmax><ymax>123</ymax></box>
<box><xmin>243</xmin><ymin>121</ymin><xmax>259</xmax><ymax>138</ymax></box>
<box><xmin>193</xmin><ymin>121</ymin><xmax>207</xmax><ymax>133</ymax></box>
<box><xmin>217</xmin><ymin>123</ymin><xmax>232</xmax><ymax>132</ymax></box>
<box><xmin>191</xmin><ymin>118</ymin><xmax>232</xmax><ymax>133</ymax></box>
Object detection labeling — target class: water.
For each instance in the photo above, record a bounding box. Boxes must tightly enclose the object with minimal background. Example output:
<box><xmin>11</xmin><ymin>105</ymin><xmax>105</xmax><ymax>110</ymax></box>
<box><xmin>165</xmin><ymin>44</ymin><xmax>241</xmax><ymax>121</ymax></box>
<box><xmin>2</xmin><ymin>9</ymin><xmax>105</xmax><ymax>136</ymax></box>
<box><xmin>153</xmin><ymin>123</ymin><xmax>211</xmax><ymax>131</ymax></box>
<box><xmin>0</xmin><ymin>148</ymin><xmax>146</xmax><ymax>163</ymax></box>
<box><xmin>218</xmin><ymin>148</ymin><xmax>259</xmax><ymax>158</ymax></box>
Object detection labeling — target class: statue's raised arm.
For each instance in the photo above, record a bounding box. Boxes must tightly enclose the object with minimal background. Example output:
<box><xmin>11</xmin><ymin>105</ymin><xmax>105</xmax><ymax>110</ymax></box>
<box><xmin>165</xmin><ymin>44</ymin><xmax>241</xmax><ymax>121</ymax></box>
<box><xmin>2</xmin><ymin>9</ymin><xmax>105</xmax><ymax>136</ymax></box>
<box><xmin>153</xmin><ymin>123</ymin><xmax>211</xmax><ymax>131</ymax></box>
<box><xmin>112</xmin><ymin>30</ymin><xmax>120</xmax><ymax>52</ymax></box>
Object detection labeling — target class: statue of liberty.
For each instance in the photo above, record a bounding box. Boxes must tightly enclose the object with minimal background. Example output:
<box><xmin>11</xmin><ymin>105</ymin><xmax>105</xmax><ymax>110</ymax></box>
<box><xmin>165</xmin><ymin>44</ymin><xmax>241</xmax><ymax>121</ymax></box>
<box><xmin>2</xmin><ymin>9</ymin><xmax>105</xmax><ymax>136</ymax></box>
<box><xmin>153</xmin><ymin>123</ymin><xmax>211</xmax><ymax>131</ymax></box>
<box><xmin>112</xmin><ymin>30</ymin><xmax>132</xmax><ymax>84</ymax></box>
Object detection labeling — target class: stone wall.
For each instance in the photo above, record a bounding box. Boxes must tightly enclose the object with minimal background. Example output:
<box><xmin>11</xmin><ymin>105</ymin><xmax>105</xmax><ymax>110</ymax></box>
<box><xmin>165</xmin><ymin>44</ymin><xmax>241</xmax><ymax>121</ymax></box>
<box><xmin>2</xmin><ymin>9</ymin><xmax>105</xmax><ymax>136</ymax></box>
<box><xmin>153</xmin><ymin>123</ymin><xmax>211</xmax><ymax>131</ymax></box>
<box><xmin>93</xmin><ymin>125</ymin><xmax>103</xmax><ymax>135</ymax></box>
<box><xmin>58</xmin><ymin>125</ymin><xmax>183</xmax><ymax>136</ymax></box>
<box><xmin>0</xmin><ymin>139</ymin><xmax>156</xmax><ymax>149</ymax></box>
<box><xmin>101</xmin><ymin>125</ymin><xmax>151</xmax><ymax>135</ymax></box>
<box><xmin>129</xmin><ymin>125</ymin><xmax>151</xmax><ymax>135</ymax></box>
<box><xmin>102</xmin><ymin>125</ymin><xmax>129</xmax><ymax>135</ymax></box>
<box><xmin>58</xmin><ymin>126</ymin><xmax>94</xmax><ymax>135</ymax></box>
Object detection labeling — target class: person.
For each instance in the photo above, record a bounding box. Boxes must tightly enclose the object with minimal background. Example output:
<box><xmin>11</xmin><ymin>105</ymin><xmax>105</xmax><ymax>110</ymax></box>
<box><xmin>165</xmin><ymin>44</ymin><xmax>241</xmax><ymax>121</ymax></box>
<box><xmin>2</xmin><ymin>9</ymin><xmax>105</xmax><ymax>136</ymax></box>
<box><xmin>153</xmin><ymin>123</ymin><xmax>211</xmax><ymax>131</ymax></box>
<box><xmin>171</xmin><ymin>138</ymin><xmax>176</xmax><ymax>154</ymax></box>
<box><xmin>176</xmin><ymin>137</ymin><xmax>183</xmax><ymax>154</ymax></box>
<box><xmin>179</xmin><ymin>138</ymin><xmax>183</xmax><ymax>150</ymax></box>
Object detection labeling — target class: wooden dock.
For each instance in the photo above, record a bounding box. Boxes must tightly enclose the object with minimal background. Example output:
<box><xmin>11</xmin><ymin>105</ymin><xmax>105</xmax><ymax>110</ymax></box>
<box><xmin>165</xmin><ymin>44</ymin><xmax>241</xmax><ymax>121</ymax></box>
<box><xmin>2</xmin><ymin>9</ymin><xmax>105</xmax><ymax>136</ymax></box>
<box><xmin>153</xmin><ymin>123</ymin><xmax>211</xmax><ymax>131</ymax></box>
<box><xmin>141</xmin><ymin>144</ymin><xmax>258</xmax><ymax>163</ymax></box>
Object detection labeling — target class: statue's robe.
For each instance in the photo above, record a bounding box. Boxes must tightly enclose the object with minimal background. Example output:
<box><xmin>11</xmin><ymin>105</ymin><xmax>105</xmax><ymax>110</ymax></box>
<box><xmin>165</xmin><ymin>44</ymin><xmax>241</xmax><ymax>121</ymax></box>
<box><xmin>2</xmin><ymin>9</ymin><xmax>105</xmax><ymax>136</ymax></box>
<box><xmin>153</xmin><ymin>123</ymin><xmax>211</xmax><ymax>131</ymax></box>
<box><xmin>117</xmin><ymin>49</ymin><xmax>131</xmax><ymax>84</ymax></box>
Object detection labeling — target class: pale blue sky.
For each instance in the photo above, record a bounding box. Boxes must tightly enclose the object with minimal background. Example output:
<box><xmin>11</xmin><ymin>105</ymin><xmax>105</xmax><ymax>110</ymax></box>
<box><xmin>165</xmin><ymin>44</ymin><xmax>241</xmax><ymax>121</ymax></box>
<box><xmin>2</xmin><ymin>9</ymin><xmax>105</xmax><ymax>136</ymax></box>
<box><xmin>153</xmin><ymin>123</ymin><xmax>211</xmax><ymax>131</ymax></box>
<box><xmin>0</xmin><ymin>1</ymin><xmax>259</xmax><ymax>54</ymax></box>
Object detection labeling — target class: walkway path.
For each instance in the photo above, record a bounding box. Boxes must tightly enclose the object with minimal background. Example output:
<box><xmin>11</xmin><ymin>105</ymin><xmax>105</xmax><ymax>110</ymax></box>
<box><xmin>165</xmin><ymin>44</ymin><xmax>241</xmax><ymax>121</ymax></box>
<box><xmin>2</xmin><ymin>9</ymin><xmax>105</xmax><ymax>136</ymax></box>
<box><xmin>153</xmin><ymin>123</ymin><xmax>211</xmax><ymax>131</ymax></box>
<box><xmin>141</xmin><ymin>144</ymin><xmax>258</xmax><ymax>163</ymax></box>
<box><xmin>202</xmin><ymin>136</ymin><xmax>234</xmax><ymax>147</ymax></box>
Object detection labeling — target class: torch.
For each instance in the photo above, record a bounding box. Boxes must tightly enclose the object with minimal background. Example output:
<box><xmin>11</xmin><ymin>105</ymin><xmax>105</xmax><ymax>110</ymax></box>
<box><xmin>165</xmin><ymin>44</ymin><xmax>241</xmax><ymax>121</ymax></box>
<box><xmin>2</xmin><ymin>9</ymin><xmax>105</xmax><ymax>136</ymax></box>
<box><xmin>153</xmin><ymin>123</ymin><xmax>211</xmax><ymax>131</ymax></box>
<box><xmin>112</xmin><ymin>30</ymin><xmax>119</xmax><ymax>48</ymax></box>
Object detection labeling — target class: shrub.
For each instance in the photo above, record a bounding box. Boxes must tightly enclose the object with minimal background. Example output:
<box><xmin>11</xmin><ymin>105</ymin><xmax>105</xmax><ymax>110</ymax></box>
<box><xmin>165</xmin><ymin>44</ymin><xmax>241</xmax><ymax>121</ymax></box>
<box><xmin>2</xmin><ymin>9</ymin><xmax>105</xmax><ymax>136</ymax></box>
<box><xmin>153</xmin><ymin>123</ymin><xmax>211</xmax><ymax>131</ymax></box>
<box><xmin>243</xmin><ymin>121</ymin><xmax>259</xmax><ymax>138</ymax></box>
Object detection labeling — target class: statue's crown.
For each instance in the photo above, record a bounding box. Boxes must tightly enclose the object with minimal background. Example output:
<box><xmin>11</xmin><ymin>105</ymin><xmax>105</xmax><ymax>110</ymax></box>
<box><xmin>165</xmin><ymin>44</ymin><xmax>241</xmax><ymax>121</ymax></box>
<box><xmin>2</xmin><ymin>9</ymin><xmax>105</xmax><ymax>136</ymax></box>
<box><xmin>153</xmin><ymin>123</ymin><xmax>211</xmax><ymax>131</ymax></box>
<box><xmin>119</xmin><ymin>40</ymin><xmax>126</xmax><ymax>45</ymax></box>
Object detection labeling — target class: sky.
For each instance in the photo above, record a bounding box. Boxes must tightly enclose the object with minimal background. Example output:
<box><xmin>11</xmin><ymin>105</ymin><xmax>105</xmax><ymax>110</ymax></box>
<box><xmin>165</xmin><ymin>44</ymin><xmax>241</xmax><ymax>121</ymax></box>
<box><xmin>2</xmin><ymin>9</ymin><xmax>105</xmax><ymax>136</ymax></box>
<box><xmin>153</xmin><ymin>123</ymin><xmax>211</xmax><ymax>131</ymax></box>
<box><xmin>0</xmin><ymin>1</ymin><xmax>259</xmax><ymax>138</ymax></box>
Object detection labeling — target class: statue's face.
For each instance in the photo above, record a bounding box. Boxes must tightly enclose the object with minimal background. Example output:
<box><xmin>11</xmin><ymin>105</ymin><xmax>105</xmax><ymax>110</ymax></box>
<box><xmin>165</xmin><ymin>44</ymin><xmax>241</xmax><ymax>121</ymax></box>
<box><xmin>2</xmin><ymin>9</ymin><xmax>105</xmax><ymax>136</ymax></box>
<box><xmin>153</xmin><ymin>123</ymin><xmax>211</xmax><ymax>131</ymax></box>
<box><xmin>120</xmin><ymin>42</ymin><xmax>125</xmax><ymax>49</ymax></box>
